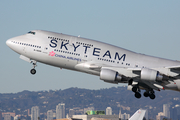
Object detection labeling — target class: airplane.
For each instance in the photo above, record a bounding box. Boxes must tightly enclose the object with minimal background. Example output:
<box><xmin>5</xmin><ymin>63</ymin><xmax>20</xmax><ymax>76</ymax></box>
<box><xmin>129</xmin><ymin>109</ymin><xmax>146</xmax><ymax>120</ymax></box>
<box><xmin>6</xmin><ymin>30</ymin><xmax>180</xmax><ymax>99</ymax></box>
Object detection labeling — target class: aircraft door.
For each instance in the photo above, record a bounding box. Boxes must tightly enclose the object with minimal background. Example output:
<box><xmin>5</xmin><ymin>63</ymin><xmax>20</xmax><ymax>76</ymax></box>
<box><xmin>22</xmin><ymin>46</ymin><xmax>26</xmax><ymax>53</ymax></box>
<box><xmin>82</xmin><ymin>48</ymin><xmax>89</xmax><ymax>62</ymax></box>
<box><xmin>42</xmin><ymin>46</ymin><xmax>49</xmax><ymax>55</ymax></box>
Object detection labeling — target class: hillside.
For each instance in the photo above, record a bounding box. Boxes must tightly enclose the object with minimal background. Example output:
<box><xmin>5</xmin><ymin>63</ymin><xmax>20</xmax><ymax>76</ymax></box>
<box><xmin>0</xmin><ymin>86</ymin><xmax>179</xmax><ymax>119</ymax></box>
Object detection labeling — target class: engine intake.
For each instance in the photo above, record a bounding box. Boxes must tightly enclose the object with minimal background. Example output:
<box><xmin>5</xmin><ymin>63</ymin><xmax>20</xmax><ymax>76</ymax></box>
<box><xmin>141</xmin><ymin>68</ymin><xmax>168</xmax><ymax>81</ymax></box>
<box><xmin>100</xmin><ymin>69</ymin><xmax>122</xmax><ymax>83</ymax></box>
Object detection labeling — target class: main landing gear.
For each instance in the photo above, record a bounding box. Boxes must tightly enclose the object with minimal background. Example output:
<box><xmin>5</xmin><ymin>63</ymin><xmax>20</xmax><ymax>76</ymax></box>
<box><xmin>30</xmin><ymin>60</ymin><xmax>37</xmax><ymax>75</ymax></box>
<box><xmin>128</xmin><ymin>79</ymin><xmax>156</xmax><ymax>99</ymax></box>
<box><xmin>132</xmin><ymin>86</ymin><xmax>155</xmax><ymax>99</ymax></box>
<box><xmin>132</xmin><ymin>87</ymin><xmax>156</xmax><ymax>100</ymax></box>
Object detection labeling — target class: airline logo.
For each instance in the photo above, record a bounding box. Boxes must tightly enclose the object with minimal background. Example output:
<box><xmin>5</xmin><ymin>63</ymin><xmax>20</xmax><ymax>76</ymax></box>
<box><xmin>49</xmin><ymin>51</ymin><xmax>55</xmax><ymax>56</ymax></box>
<box><xmin>49</xmin><ymin>51</ymin><xmax>81</xmax><ymax>61</ymax></box>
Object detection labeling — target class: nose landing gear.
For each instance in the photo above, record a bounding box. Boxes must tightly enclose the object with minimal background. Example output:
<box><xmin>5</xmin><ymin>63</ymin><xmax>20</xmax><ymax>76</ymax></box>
<box><xmin>30</xmin><ymin>60</ymin><xmax>37</xmax><ymax>75</ymax></box>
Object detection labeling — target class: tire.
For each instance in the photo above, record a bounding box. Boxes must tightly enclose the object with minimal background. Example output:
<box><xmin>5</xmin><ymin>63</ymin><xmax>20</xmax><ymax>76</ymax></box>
<box><xmin>143</xmin><ymin>92</ymin><xmax>149</xmax><ymax>97</ymax></box>
<box><xmin>30</xmin><ymin>69</ymin><xmax>36</xmax><ymax>75</ymax></box>
<box><xmin>135</xmin><ymin>92</ymin><xmax>141</xmax><ymax>99</ymax></box>
<box><xmin>132</xmin><ymin>87</ymin><xmax>137</xmax><ymax>92</ymax></box>
<box><xmin>149</xmin><ymin>94</ymin><xmax>155</xmax><ymax>99</ymax></box>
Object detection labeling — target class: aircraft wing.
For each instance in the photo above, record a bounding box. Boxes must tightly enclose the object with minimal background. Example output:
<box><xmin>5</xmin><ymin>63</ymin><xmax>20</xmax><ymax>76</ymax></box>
<box><xmin>137</xmin><ymin>80</ymin><xmax>165</xmax><ymax>91</ymax></box>
<box><xmin>166</xmin><ymin>65</ymin><xmax>180</xmax><ymax>73</ymax></box>
<box><xmin>75</xmin><ymin>62</ymin><xmax>180</xmax><ymax>99</ymax></box>
<box><xmin>129</xmin><ymin>109</ymin><xmax>146</xmax><ymax>120</ymax></box>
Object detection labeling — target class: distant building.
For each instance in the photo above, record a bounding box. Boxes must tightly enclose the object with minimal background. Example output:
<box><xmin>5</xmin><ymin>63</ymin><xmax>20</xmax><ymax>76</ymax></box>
<box><xmin>0</xmin><ymin>111</ymin><xmax>2</xmax><ymax>120</ymax></box>
<box><xmin>53</xmin><ymin>112</ymin><xmax>56</xmax><ymax>118</ymax></box>
<box><xmin>106</xmin><ymin>107</ymin><xmax>112</xmax><ymax>115</ymax></box>
<box><xmin>28</xmin><ymin>109</ymin><xmax>31</xmax><ymax>116</ymax></box>
<box><xmin>170</xmin><ymin>104</ymin><xmax>180</xmax><ymax>120</ymax></box>
<box><xmin>2</xmin><ymin>112</ymin><xmax>15</xmax><ymax>120</ymax></box>
<box><xmin>69</xmin><ymin>109</ymin><xmax>75</xmax><ymax>118</ymax></box>
<box><xmin>2</xmin><ymin>112</ymin><xmax>15</xmax><ymax>118</ymax></box>
<box><xmin>72</xmin><ymin>115</ymin><xmax>119</xmax><ymax>120</ymax></box>
<box><xmin>120</xmin><ymin>113</ymin><xmax>130</xmax><ymax>120</ymax></box>
<box><xmin>118</xmin><ymin>109</ymin><xmax>121</xmax><ymax>118</ymax></box>
<box><xmin>56</xmin><ymin>103</ymin><xmax>65</xmax><ymax>119</ymax></box>
<box><xmin>156</xmin><ymin>112</ymin><xmax>164</xmax><ymax>120</ymax></box>
<box><xmin>91</xmin><ymin>117</ymin><xmax>110</xmax><ymax>120</ymax></box>
<box><xmin>4</xmin><ymin>113</ymin><xmax>11</xmax><ymax>120</ymax></box>
<box><xmin>47</xmin><ymin>110</ymin><xmax>53</xmax><ymax>120</ymax></box>
<box><xmin>163</xmin><ymin>104</ymin><xmax>170</xmax><ymax>118</ymax></box>
<box><xmin>31</xmin><ymin>106</ymin><xmax>40</xmax><ymax>120</ymax></box>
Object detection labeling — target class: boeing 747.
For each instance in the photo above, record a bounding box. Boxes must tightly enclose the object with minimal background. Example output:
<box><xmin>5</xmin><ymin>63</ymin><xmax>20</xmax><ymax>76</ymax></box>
<box><xmin>6</xmin><ymin>30</ymin><xmax>180</xmax><ymax>99</ymax></box>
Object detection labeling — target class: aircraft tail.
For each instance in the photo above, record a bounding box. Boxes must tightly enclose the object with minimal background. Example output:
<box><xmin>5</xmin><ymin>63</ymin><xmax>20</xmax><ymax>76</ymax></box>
<box><xmin>129</xmin><ymin>109</ymin><xmax>146</xmax><ymax>120</ymax></box>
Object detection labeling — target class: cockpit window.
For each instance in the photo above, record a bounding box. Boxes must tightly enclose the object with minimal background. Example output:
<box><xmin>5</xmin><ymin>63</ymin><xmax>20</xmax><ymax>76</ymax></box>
<box><xmin>28</xmin><ymin>31</ymin><xmax>36</xmax><ymax>35</ymax></box>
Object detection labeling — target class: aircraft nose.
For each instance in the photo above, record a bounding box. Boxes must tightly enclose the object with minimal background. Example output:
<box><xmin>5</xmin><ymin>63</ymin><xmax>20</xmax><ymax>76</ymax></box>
<box><xmin>6</xmin><ymin>39</ymin><xmax>12</xmax><ymax>48</ymax></box>
<box><xmin>6</xmin><ymin>37</ymin><xmax>22</xmax><ymax>54</ymax></box>
<box><xmin>6</xmin><ymin>38</ymin><xmax>16</xmax><ymax>50</ymax></box>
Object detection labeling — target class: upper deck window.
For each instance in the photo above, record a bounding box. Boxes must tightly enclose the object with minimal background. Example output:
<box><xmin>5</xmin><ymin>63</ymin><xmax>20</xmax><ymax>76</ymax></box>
<box><xmin>28</xmin><ymin>31</ymin><xmax>36</xmax><ymax>35</ymax></box>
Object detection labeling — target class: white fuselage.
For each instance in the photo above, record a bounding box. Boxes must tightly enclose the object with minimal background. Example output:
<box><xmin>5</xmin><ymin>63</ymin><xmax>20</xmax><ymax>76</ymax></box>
<box><xmin>6</xmin><ymin>30</ymin><xmax>180</xmax><ymax>93</ymax></box>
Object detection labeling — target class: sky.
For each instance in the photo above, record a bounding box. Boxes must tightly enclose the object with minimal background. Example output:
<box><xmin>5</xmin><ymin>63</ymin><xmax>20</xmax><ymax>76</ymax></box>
<box><xmin>1</xmin><ymin>1</ymin><xmax>180</xmax><ymax>93</ymax></box>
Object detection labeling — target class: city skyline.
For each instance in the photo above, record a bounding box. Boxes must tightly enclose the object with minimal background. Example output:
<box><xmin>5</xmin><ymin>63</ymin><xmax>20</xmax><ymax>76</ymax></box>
<box><xmin>0</xmin><ymin>103</ymin><xmax>180</xmax><ymax>120</ymax></box>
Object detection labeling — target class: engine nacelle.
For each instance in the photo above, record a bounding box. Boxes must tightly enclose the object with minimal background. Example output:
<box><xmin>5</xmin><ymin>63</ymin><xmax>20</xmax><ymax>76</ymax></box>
<box><xmin>141</xmin><ymin>68</ymin><xmax>167</xmax><ymax>81</ymax></box>
<box><xmin>100</xmin><ymin>69</ymin><xmax>122</xmax><ymax>83</ymax></box>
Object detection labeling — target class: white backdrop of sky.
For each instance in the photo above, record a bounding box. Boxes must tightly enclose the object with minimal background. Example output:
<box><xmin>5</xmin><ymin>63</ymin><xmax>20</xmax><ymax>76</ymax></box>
<box><xmin>0</xmin><ymin>1</ymin><xmax>180</xmax><ymax>93</ymax></box>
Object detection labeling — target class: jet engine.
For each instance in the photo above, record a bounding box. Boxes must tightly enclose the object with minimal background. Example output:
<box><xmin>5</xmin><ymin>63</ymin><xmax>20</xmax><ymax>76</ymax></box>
<box><xmin>100</xmin><ymin>69</ymin><xmax>122</xmax><ymax>83</ymax></box>
<box><xmin>141</xmin><ymin>68</ymin><xmax>168</xmax><ymax>81</ymax></box>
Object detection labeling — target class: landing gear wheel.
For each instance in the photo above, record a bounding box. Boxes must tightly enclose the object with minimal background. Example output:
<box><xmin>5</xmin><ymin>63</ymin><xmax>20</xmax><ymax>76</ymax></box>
<box><xmin>135</xmin><ymin>92</ymin><xmax>141</xmax><ymax>99</ymax></box>
<box><xmin>30</xmin><ymin>69</ymin><xmax>36</xmax><ymax>75</ymax></box>
<box><xmin>143</xmin><ymin>92</ymin><xmax>149</xmax><ymax>97</ymax></box>
<box><xmin>30</xmin><ymin>60</ymin><xmax>37</xmax><ymax>75</ymax></box>
<box><xmin>149</xmin><ymin>94</ymin><xmax>155</xmax><ymax>99</ymax></box>
<box><xmin>132</xmin><ymin>87</ymin><xmax>138</xmax><ymax>92</ymax></box>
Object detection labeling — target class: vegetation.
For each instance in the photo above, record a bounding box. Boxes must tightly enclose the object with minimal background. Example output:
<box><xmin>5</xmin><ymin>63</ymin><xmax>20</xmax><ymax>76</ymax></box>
<box><xmin>0</xmin><ymin>86</ymin><xmax>179</xmax><ymax>119</ymax></box>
